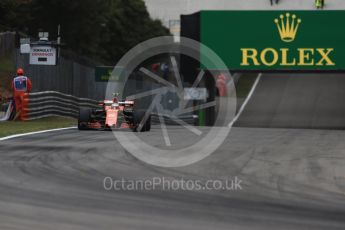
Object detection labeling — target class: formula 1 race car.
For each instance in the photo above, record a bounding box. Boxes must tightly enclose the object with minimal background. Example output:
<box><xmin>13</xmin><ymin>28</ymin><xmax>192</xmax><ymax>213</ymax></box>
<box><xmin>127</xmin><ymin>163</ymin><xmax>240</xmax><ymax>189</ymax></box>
<box><xmin>78</xmin><ymin>94</ymin><xmax>151</xmax><ymax>132</ymax></box>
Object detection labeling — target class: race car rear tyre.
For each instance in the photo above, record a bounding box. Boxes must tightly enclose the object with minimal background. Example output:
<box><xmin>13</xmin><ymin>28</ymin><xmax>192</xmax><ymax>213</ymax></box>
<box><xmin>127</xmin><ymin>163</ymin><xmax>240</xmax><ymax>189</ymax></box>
<box><xmin>78</xmin><ymin>108</ymin><xmax>91</xmax><ymax>130</ymax></box>
<box><xmin>133</xmin><ymin>110</ymin><xmax>151</xmax><ymax>132</ymax></box>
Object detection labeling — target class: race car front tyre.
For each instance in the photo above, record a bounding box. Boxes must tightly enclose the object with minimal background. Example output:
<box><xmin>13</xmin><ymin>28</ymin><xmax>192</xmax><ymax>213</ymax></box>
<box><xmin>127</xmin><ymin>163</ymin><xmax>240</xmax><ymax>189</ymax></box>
<box><xmin>78</xmin><ymin>107</ymin><xmax>91</xmax><ymax>130</ymax></box>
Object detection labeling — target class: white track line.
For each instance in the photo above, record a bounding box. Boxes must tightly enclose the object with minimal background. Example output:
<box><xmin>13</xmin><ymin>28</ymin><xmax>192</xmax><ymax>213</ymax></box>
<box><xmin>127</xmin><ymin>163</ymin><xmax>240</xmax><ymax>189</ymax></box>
<box><xmin>228</xmin><ymin>73</ymin><xmax>262</xmax><ymax>128</ymax></box>
<box><xmin>0</xmin><ymin>127</ymin><xmax>76</xmax><ymax>142</ymax></box>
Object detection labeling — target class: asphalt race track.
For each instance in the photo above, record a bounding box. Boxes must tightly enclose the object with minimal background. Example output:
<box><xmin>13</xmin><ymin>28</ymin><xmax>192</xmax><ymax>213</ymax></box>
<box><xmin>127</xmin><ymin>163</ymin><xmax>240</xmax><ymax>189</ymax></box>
<box><xmin>235</xmin><ymin>73</ymin><xmax>345</xmax><ymax>129</ymax></box>
<box><xmin>1</xmin><ymin>126</ymin><xmax>345</xmax><ymax>230</ymax></box>
<box><xmin>1</xmin><ymin>74</ymin><xmax>345</xmax><ymax>229</ymax></box>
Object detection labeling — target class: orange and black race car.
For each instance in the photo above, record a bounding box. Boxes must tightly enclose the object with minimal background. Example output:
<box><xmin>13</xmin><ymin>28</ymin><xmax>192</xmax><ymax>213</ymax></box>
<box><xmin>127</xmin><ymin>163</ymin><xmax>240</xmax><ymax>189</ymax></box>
<box><xmin>78</xmin><ymin>94</ymin><xmax>151</xmax><ymax>132</ymax></box>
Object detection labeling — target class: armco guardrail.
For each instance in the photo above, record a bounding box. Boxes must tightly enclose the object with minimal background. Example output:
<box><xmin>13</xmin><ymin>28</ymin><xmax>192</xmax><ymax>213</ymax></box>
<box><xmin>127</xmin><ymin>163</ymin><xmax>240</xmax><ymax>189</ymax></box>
<box><xmin>0</xmin><ymin>101</ymin><xmax>13</xmax><ymax>122</ymax></box>
<box><xmin>23</xmin><ymin>91</ymin><xmax>99</xmax><ymax>120</ymax></box>
<box><xmin>151</xmin><ymin>114</ymin><xmax>197</xmax><ymax>126</ymax></box>
<box><xmin>22</xmin><ymin>91</ymin><xmax>197</xmax><ymax>125</ymax></box>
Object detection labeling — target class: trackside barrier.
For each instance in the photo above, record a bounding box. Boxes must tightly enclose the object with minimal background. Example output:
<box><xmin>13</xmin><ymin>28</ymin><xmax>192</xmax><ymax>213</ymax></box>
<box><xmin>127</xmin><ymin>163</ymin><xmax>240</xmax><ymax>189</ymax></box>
<box><xmin>22</xmin><ymin>91</ymin><xmax>99</xmax><ymax>121</ymax></box>
<box><xmin>151</xmin><ymin>114</ymin><xmax>198</xmax><ymax>126</ymax></box>
<box><xmin>22</xmin><ymin>91</ymin><xmax>197</xmax><ymax>125</ymax></box>
<box><xmin>0</xmin><ymin>101</ymin><xmax>13</xmax><ymax>122</ymax></box>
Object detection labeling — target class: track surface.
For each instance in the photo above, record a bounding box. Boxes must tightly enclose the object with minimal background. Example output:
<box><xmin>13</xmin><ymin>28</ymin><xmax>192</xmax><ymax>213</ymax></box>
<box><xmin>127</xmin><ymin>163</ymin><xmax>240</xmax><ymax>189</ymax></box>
<box><xmin>235</xmin><ymin>73</ymin><xmax>345</xmax><ymax>129</ymax></box>
<box><xmin>1</xmin><ymin>126</ymin><xmax>345</xmax><ymax>230</ymax></box>
<box><xmin>2</xmin><ymin>73</ymin><xmax>345</xmax><ymax>229</ymax></box>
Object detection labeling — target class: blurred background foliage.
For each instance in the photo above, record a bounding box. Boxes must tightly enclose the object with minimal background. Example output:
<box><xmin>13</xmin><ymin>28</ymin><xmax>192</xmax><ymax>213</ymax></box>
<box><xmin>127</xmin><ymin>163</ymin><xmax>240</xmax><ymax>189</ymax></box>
<box><xmin>0</xmin><ymin>0</ymin><xmax>170</xmax><ymax>64</ymax></box>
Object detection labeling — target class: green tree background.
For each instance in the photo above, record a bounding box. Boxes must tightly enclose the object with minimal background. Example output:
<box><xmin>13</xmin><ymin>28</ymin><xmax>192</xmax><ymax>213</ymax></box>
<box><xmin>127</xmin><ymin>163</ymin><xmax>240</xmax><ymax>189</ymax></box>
<box><xmin>0</xmin><ymin>0</ymin><xmax>169</xmax><ymax>64</ymax></box>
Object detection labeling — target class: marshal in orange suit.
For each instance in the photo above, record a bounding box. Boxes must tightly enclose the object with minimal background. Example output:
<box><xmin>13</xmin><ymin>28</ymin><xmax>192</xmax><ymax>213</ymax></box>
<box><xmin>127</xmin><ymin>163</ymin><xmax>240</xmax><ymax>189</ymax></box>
<box><xmin>11</xmin><ymin>68</ymin><xmax>32</xmax><ymax>119</ymax></box>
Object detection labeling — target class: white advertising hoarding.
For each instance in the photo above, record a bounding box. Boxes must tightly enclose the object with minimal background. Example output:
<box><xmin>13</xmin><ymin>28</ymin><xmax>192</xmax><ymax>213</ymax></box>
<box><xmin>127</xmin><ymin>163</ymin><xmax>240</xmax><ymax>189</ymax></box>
<box><xmin>29</xmin><ymin>46</ymin><xmax>57</xmax><ymax>65</ymax></box>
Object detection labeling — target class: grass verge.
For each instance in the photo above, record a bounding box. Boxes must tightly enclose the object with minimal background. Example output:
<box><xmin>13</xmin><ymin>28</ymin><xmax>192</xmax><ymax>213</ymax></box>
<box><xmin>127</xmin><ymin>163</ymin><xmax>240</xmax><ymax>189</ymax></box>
<box><xmin>0</xmin><ymin>117</ymin><xmax>76</xmax><ymax>138</ymax></box>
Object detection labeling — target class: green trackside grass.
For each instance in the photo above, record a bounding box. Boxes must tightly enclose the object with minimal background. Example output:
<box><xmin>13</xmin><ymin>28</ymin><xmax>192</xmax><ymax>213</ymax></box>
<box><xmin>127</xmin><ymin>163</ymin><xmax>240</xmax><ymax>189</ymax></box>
<box><xmin>0</xmin><ymin>117</ymin><xmax>76</xmax><ymax>138</ymax></box>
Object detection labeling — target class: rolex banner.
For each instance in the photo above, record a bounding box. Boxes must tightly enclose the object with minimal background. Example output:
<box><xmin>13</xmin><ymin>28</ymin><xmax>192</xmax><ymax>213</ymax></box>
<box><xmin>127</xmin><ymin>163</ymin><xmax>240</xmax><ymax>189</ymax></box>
<box><xmin>200</xmin><ymin>11</ymin><xmax>345</xmax><ymax>71</ymax></box>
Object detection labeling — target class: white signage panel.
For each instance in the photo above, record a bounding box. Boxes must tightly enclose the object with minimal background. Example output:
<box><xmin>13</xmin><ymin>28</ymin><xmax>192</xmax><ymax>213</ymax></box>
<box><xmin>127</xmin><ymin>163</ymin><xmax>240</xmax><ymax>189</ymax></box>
<box><xmin>30</xmin><ymin>46</ymin><xmax>57</xmax><ymax>65</ymax></box>
<box><xmin>20</xmin><ymin>44</ymin><xmax>31</xmax><ymax>54</ymax></box>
